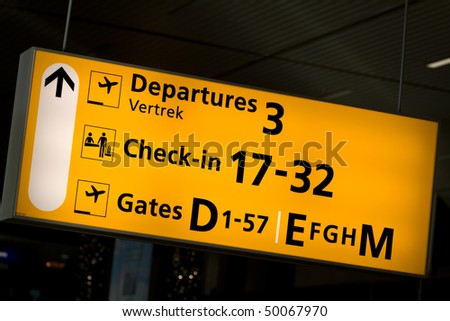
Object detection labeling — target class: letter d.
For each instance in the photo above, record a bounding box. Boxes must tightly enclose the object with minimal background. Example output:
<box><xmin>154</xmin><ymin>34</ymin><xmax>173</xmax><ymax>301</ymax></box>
<box><xmin>131</xmin><ymin>73</ymin><xmax>146</xmax><ymax>92</ymax></box>
<box><xmin>190</xmin><ymin>198</ymin><xmax>218</xmax><ymax>232</ymax></box>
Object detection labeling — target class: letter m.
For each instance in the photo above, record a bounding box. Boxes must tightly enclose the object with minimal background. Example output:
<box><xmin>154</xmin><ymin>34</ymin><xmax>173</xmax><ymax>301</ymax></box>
<box><xmin>359</xmin><ymin>224</ymin><xmax>394</xmax><ymax>260</ymax></box>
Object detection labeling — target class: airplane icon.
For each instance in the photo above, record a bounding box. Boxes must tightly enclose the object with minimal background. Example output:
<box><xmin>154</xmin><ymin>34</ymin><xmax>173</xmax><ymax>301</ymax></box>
<box><xmin>98</xmin><ymin>76</ymin><xmax>118</xmax><ymax>94</ymax></box>
<box><xmin>85</xmin><ymin>185</ymin><xmax>106</xmax><ymax>203</ymax></box>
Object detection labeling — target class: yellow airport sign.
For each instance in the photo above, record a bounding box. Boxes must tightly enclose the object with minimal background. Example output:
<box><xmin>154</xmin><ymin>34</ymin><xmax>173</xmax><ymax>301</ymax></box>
<box><xmin>1</xmin><ymin>48</ymin><xmax>438</xmax><ymax>275</ymax></box>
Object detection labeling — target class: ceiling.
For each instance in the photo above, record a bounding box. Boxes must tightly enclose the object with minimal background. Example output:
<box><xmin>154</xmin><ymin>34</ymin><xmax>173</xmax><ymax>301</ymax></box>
<box><xmin>0</xmin><ymin>0</ymin><xmax>449</xmax><ymax>206</ymax></box>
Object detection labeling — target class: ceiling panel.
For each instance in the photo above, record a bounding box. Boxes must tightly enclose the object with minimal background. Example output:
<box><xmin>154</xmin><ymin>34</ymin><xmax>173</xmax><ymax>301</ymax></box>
<box><xmin>66</xmin><ymin>0</ymin><xmax>406</xmax><ymax>56</ymax></box>
<box><xmin>404</xmin><ymin>1</ymin><xmax>450</xmax><ymax>91</ymax></box>
<box><xmin>65</xmin><ymin>18</ymin><xmax>259</xmax><ymax>77</ymax></box>
<box><xmin>219</xmin><ymin>56</ymin><xmax>402</xmax><ymax>112</ymax></box>
<box><xmin>279</xmin><ymin>4</ymin><xmax>405</xmax><ymax>80</ymax></box>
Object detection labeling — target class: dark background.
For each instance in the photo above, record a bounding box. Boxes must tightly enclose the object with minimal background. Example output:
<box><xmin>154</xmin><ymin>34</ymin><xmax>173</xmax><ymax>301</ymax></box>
<box><xmin>0</xmin><ymin>0</ymin><xmax>449</xmax><ymax>300</ymax></box>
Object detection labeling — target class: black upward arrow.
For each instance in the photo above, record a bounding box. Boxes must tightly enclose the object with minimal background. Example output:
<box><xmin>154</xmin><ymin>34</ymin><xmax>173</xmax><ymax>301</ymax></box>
<box><xmin>44</xmin><ymin>67</ymin><xmax>75</xmax><ymax>98</ymax></box>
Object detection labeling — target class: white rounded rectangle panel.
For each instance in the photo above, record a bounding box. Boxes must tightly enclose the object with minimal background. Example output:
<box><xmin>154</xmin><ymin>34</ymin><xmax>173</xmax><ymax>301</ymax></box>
<box><xmin>28</xmin><ymin>63</ymin><xmax>79</xmax><ymax>211</ymax></box>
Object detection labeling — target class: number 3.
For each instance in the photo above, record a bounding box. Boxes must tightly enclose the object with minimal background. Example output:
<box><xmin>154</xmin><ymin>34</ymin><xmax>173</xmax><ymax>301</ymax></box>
<box><xmin>263</xmin><ymin>102</ymin><xmax>284</xmax><ymax>135</ymax></box>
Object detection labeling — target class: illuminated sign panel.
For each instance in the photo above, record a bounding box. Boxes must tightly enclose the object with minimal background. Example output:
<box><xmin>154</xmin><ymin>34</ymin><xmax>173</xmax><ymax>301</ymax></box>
<box><xmin>1</xmin><ymin>48</ymin><xmax>438</xmax><ymax>275</ymax></box>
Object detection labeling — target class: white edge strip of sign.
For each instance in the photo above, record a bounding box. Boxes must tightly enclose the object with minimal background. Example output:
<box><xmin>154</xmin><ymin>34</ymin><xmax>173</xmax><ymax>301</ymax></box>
<box><xmin>28</xmin><ymin>63</ymin><xmax>79</xmax><ymax>211</ymax></box>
